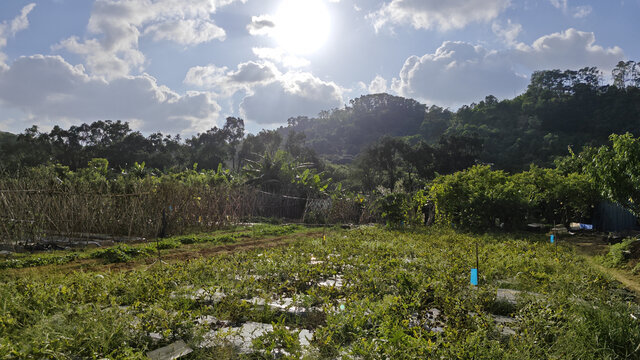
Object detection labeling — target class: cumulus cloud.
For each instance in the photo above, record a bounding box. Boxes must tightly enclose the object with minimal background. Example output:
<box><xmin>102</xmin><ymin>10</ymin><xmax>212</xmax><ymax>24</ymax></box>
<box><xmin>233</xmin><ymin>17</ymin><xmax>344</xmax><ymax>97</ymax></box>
<box><xmin>514</xmin><ymin>28</ymin><xmax>623</xmax><ymax>70</ymax></box>
<box><xmin>392</xmin><ymin>28</ymin><xmax>623</xmax><ymax>106</ymax></box>
<box><xmin>369</xmin><ymin>0</ymin><xmax>511</xmax><ymax>32</ymax></box>
<box><xmin>0</xmin><ymin>3</ymin><xmax>36</xmax><ymax>67</ymax></box>
<box><xmin>58</xmin><ymin>0</ymin><xmax>241</xmax><ymax>78</ymax></box>
<box><xmin>392</xmin><ymin>41</ymin><xmax>526</xmax><ymax>106</ymax></box>
<box><xmin>368</xmin><ymin>75</ymin><xmax>388</xmax><ymax>93</ymax></box>
<box><xmin>252</xmin><ymin>47</ymin><xmax>310</xmax><ymax>68</ymax></box>
<box><xmin>185</xmin><ymin>59</ymin><xmax>343</xmax><ymax>125</ymax></box>
<box><xmin>184</xmin><ymin>61</ymin><xmax>280</xmax><ymax>95</ymax></box>
<box><xmin>240</xmin><ymin>72</ymin><xmax>344</xmax><ymax>124</ymax></box>
<box><xmin>0</xmin><ymin>55</ymin><xmax>221</xmax><ymax>134</ymax></box>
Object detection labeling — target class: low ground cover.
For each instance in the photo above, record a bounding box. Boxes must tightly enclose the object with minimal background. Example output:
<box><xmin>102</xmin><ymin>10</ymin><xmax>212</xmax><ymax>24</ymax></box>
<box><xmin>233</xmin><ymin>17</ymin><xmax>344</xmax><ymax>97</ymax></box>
<box><xmin>1</xmin><ymin>226</ymin><xmax>639</xmax><ymax>359</ymax></box>
<box><xmin>0</xmin><ymin>224</ymin><xmax>302</xmax><ymax>270</ymax></box>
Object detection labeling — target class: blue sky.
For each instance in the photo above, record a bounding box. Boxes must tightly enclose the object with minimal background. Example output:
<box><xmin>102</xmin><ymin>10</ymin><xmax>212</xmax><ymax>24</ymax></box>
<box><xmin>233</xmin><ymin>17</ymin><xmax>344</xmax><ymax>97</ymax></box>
<box><xmin>0</xmin><ymin>0</ymin><xmax>637</xmax><ymax>135</ymax></box>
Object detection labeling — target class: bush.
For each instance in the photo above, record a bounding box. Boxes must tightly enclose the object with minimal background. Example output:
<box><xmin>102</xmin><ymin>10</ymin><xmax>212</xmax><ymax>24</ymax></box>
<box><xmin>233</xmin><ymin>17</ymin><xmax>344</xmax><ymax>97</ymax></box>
<box><xmin>600</xmin><ymin>238</ymin><xmax>637</xmax><ymax>268</ymax></box>
<box><xmin>429</xmin><ymin>165</ymin><xmax>599</xmax><ymax>230</ymax></box>
<box><xmin>156</xmin><ymin>239</ymin><xmax>181</xmax><ymax>250</ymax></box>
<box><xmin>90</xmin><ymin>244</ymin><xmax>151</xmax><ymax>263</ymax></box>
<box><xmin>374</xmin><ymin>189</ymin><xmax>428</xmax><ymax>228</ymax></box>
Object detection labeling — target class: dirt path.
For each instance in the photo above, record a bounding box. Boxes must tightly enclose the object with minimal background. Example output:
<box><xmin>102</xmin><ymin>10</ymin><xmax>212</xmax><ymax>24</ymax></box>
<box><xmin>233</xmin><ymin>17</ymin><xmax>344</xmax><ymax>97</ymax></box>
<box><xmin>159</xmin><ymin>231</ymin><xmax>321</xmax><ymax>262</ymax></box>
<box><xmin>565</xmin><ymin>233</ymin><xmax>640</xmax><ymax>299</ymax></box>
<box><xmin>3</xmin><ymin>231</ymin><xmax>323</xmax><ymax>277</ymax></box>
<box><xmin>586</xmin><ymin>258</ymin><xmax>640</xmax><ymax>296</ymax></box>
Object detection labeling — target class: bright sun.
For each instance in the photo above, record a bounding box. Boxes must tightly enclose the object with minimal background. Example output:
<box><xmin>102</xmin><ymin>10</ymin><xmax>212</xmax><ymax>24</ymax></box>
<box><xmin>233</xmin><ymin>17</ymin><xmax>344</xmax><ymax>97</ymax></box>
<box><xmin>274</xmin><ymin>0</ymin><xmax>331</xmax><ymax>55</ymax></box>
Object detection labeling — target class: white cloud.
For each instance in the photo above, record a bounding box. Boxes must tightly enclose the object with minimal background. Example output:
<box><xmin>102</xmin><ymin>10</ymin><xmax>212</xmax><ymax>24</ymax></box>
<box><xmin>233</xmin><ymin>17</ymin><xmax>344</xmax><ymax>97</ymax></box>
<box><xmin>144</xmin><ymin>19</ymin><xmax>226</xmax><ymax>44</ymax></box>
<box><xmin>549</xmin><ymin>0</ymin><xmax>592</xmax><ymax>18</ymax></box>
<box><xmin>240</xmin><ymin>72</ymin><xmax>344</xmax><ymax>124</ymax></box>
<box><xmin>246</xmin><ymin>15</ymin><xmax>276</xmax><ymax>36</ymax></box>
<box><xmin>573</xmin><ymin>5</ymin><xmax>592</xmax><ymax>18</ymax></box>
<box><xmin>549</xmin><ymin>0</ymin><xmax>567</xmax><ymax>10</ymax></box>
<box><xmin>392</xmin><ymin>29</ymin><xmax>624</xmax><ymax>106</ymax></box>
<box><xmin>252</xmin><ymin>47</ymin><xmax>310</xmax><ymax>68</ymax></box>
<box><xmin>0</xmin><ymin>3</ymin><xmax>36</xmax><ymax>68</ymax></box>
<box><xmin>185</xmin><ymin>59</ymin><xmax>343</xmax><ymax>125</ymax></box>
<box><xmin>514</xmin><ymin>28</ymin><xmax>623</xmax><ymax>71</ymax></box>
<box><xmin>368</xmin><ymin>75</ymin><xmax>388</xmax><ymax>93</ymax></box>
<box><xmin>392</xmin><ymin>41</ymin><xmax>526</xmax><ymax>106</ymax></box>
<box><xmin>0</xmin><ymin>55</ymin><xmax>221</xmax><ymax>134</ymax></box>
<box><xmin>369</xmin><ymin>0</ymin><xmax>511</xmax><ymax>32</ymax></box>
<box><xmin>492</xmin><ymin>19</ymin><xmax>522</xmax><ymax>46</ymax></box>
<box><xmin>9</xmin><ymin>3</ymin><xmax>36</xmax><ymax>35</ymax></box>
<box><xmin>184</xmin><ymin>61</ymin><xmax>280</xmax><ymax>95</ymax></box>
<box><xmin>58</xmin><ymin>0</ymin><xmax>242</xmax><ymax>78</ymax></box>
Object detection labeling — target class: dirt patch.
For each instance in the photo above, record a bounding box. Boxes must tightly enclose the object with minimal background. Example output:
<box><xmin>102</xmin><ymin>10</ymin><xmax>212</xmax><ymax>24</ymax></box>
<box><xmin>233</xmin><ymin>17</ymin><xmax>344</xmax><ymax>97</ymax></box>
<box><xmin>563</xmin><ymin>232</ymin><xmax>640</xmax><ymax>302</ymax></box>
<box><xmin>561</xmin><ymin>233</ymin><xmax>610</xmax><ymax>256</ymax></box>
<box><xmin>2</xmin><ymin>231</ymin><xmax>324</xmax><ymax>278</ymax></box>
<box><xmin>160</xmin><ymin>232</ymin><xmax>321</xmax><ymax>262</ymax></box>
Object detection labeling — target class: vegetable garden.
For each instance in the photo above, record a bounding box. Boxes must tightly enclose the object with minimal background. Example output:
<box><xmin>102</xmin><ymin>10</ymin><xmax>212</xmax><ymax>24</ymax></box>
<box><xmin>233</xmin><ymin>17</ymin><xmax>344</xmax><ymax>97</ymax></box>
<box><xmin>1</xmin><ymin>225</ymin><xmax>639</xmax><ymax>359</ymax></box>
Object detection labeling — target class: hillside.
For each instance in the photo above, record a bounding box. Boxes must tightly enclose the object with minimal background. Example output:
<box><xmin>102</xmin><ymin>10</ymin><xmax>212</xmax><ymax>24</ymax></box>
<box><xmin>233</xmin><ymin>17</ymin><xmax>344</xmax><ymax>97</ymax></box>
<box><xmin>0</xmin><ymin>130</ymin><xmax>16</xmax><ymax>145</ymax></box>
<box><xmin>282</xmin><ymin>68</ymin><xmax>640</xmax><ymax>171</ymax></box>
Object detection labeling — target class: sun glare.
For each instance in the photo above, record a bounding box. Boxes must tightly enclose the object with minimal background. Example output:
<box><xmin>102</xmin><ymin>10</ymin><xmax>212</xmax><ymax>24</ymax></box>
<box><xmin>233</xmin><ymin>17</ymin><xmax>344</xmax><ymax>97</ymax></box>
<box><xmin>274</xmin><ymin>0</ymin><xmax>331</xmax><ymax>55</ymax></box>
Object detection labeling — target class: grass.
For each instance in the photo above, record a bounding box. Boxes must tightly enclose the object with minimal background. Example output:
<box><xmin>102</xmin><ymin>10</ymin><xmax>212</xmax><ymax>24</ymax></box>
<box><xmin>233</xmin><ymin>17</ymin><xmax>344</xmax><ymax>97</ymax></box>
<box><xmin>1</xmin><ymin>226</ymin><xmax>639</xmax><ymax>359</ymax></box>
<box><xmin>0</xmin><ymin>224</ymin><xmax>304</xmax><ymax>270</ymax></box>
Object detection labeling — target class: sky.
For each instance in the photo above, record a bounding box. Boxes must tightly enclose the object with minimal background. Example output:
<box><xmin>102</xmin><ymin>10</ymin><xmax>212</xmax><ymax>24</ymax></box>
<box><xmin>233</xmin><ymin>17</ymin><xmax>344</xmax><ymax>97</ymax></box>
<box><xmin>0</xmin><ymin>0</ymin><xmax>638</xmax><ymax>136</ymax></box>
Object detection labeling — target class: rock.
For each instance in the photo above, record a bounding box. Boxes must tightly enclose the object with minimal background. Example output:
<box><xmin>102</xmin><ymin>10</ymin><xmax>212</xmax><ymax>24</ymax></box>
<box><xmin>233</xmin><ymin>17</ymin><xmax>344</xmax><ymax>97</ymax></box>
<box><xmin>0</xmin><ymin>250</ymin><xmax>13</xmax><ymax>257</ymax></box>
<box><xmin>492</xmin><ymin>314</ymin><xmax>517</xmax><ymax>336</ymax></box>
<box><xmin>146</xmin><ymin>340</ymin><xmax>192</xmax><ymax>360</ymax></box>
<box><xmin>496</xmin><ymin>288</ymin><xmax>543</xmax><ymax>305</ymax></box>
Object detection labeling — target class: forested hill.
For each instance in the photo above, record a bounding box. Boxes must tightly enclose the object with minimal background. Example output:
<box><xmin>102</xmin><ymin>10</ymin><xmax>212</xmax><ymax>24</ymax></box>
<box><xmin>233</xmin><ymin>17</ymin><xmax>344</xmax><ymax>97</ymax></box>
<box><xmin>280</xmin><ymin>94</ymin><xmax>432</xmax><ymax>163</ymax></box>
<box><xmin>2</xmin><ymin>62</ymin><xmax>640</xmax><ymax>176</ymax></box>
<box><xmin>281</xmin><ymin>63</ymin><xmax>640</xmax><ymax>171</ymax></box>
<box><xmin>0</xmin><ymin>131</ymin><xmax>16</xmax><ymax>144</ymax></box>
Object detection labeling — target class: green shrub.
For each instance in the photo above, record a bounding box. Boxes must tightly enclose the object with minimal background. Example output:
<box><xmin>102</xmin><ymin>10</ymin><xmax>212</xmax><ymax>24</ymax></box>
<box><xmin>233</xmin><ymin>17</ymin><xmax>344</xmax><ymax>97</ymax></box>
<box><xmin>429</xmin><ymin>165</ymin><xmax>599</xmax><ymax>230</ymax></box>
<box><xmin>156</xmin><ymin>239</ymin><xmax>181</xmax><ymax>250</ymax></box>
<box><xmin>90</xmin><ymin>244</ymin><xmax>151</xmax><ymax>263</ymax></box>
<box><xmin>600</xmin><ymin>238</ymin><xmax>637</xmax><ymax>268</ymax></box>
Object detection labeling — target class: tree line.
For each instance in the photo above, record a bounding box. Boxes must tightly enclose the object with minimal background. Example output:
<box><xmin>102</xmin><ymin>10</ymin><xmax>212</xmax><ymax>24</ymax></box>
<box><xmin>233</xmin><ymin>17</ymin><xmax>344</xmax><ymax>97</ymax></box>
<box><xmin>2</xmin><ymin>61</ymin><xmax>640</xmax><ymax>197</ymax></box>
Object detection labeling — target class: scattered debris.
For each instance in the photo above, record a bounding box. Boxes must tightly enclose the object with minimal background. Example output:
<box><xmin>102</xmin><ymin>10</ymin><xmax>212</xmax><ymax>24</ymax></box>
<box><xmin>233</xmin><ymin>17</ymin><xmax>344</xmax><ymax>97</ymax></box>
<box><xmin>317</xmin><ymin>275</ymin><xmax>344</xmax><ymax>289</ymax></box>
<box><xmin>551</xmin><ymin>225</ymin><xmax>569</xmax><ymax>235</ymax></box>
<box><xmin>0</xmin><ymin>250</ymin><xmax>13</xmax><ymax>257</ymax></box>
<box><xmin>146</xmin><ymin>340</ymin><xmax>192</xmax><ymax>360</ymax></box>
<box><xmin>170</xmin><ymin>288</ymin><xmax>226</xmax><ymax>303</ymax></box>
<box><xmin>408</xmin><ymin>308</ymin><xmax>445</xmax><ymax>333</ymax></box>
<box><xmin>204</xmin><ymin>321</ymin><xmax>314</xmax><ymax>354</ymax></box>
<box><xmin>527</xmin><ymin>223</ymin><xmax>549</xmax><ymax>232</ymax></box>
<box><xmin>244</xmin><ymin>296</ymin><xmax>319</xmax><ymax>315</ymax></box>
<box><xmin>309</xmin><ymin>255</ymin><xmax>324</xmax><ymax>265</ymax></box>
<box><xmin>570</xmin><ymin>222</ymin><xmax>594</xmax><ymax>231</ymax></box>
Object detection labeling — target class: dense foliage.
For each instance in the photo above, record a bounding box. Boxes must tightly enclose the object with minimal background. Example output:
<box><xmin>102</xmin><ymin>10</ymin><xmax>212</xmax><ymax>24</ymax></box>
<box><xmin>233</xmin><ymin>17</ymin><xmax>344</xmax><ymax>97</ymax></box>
<box><xmin>282</xmin><ymin>62</ymin><xmax>640</xmax><ymax>172</ymax></box>
<box><xmin>429</xmin><ymin>165</ymin><xmax>599</xmax><ymax>230</ymax></box>
<box><xmin>558</xmin><ymin>133</ymin><xmax>640</xmax><ymax>217</ymax></box>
